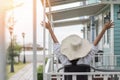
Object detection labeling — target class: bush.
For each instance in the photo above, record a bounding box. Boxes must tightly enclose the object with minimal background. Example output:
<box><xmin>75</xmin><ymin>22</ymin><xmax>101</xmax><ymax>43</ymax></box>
<box><xmin>37</xmin><ymin>73</ymin><xmax>43</xmax><ymax>80</ymax></box>
<box><xmin>37</xmin><ymin>65</ymin><xmax>43</xmax><ymax>80</ymax></box>
<box><xmin>37</xmin><ymin>58</ymin><xmax>48</xmax><ymax>80</ymax></box>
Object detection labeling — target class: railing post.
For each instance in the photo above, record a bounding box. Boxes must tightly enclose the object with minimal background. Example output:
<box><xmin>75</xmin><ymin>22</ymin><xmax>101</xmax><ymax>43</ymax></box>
<box><xmin>110</xmin><ymin>3</ymin><xmax>114</xmax><ymax>69</ymax></box>
<box><xmin>72</xmin><ymin>75</ymin><xmax>77</xmax><ymax>80</ymax></box>
<box><xmin>43</xmin><ymin>0</ymin><xmax>46</xmax><ymax>80</ymax></box>
<box><xmin>103</xmin><ymin>75</ymin><xmax>108</xmax><ymax>80</ymax></box>
<box><xmin>88</xmin><ymin>75</ymin><xmax>92</xmax><ymax>80</ymax></box>
<box><xmin>0</xmin><ymin>4</ymin><xmax>6</xmax><ymax>80</ymax></box>
<box><xmin>33</xmin><ymin>0</ymin><xmax>37</xmax><ymax>80</ymax></box>
<box><xmin>47</xmin><ymin>0</ymin><xmax>55</xmax><ymax>73</ymax></box>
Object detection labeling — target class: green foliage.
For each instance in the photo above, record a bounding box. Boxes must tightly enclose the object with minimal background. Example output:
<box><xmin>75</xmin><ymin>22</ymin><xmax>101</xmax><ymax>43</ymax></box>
<box><xmin>37</xmin><ymin>58</ymin><xmax>48</xmax><ymax>80</ymax></box>
<box><xmin>45</xmin><ymin>58</ymin><xmax>48</xmax><ymax>64</ymax></box>
<box><xmin>13</xmin><ymin>44</ymin><xmax>22</xmax><ymax>56</ymax></box>
<box><xmin>37</xmin><ymin>65</ymin><xmax>43</xmax><ymax>73</ymax></box>
<box><xmin>37</xmin><ymin>73</ymin><xmax>43</xmax><ymax>80</ymax></box>
<box><xmin>37</xmin><ymin>65</ymin><xmax>43</xmax><ymax>80</ymax></box>
<box><xmin>7</xmin><ymin>42</ymin><xmax>22</xmax><ymax>63</ymax></box>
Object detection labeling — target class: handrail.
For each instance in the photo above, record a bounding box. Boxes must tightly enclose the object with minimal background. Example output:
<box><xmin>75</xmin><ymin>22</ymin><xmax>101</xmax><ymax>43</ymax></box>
<box><xmin>57</xmin><ymin>64</ymin><xmax>120</xmax><ymax>72</ymax></box>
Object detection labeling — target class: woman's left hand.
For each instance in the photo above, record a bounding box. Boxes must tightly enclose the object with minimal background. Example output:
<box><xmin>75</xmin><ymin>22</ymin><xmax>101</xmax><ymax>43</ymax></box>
<box><xmin>104</xmin><ymin>20</ymin><xmax>114</xmax><ymax>30</ymax></box>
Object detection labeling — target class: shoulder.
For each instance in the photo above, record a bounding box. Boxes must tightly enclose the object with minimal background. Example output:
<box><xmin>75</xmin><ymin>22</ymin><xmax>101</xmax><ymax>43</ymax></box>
<box><xmin>53</xmin><ymin>43</ymin><xmax>61</xmax><ymax>51</ymax></box>
<box><xmin>89</xmin><ymin>44</ymin><xmax>99</xmax><ymax>54</ymax></box>
<box><xmin>91</xmin><ymin>44</ymin><xmax>98</xmax><ymax>51</ymax></box>
<box><xmin>54</xmin><ymin>43</ymin><xmax>60</xmax><ymax>47</ymax></box>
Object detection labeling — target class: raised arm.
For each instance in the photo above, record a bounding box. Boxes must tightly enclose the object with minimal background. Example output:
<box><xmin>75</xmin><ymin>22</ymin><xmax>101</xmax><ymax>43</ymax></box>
<box><xmin>93</xmin><ymin>21</ymin><xmax>113</xmax><ymax>46</ymax></box>
<box><xmin>41</xmin><ymin>21</ymin><xmax>59</xmax><ymax>43</ymax></box>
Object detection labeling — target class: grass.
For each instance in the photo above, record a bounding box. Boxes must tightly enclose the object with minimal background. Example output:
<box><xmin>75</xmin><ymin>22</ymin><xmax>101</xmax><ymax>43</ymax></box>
<box><xmin>7</xmin><ymin>62</ymin><xmax>28</xmax><ymax>79</ymax></box>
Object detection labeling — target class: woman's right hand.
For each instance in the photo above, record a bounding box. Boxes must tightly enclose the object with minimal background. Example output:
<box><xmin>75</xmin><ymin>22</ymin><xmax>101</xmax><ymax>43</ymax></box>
<box><xmin>41</xmin><ymin>21</ymin><xmax>59</xmax><ymax>43</ymax></box>
<box><xmin>41</xmin><ymin>21</ymin><xmax>51</xmax><ymax>30</ymax></box>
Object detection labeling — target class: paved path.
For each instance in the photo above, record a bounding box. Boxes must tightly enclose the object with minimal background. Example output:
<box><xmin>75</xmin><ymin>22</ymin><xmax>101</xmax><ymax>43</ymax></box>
<box><xmin>9</xmin><ymin>63</ymin><xmax>41</xmax><ymax>80</ymax></box>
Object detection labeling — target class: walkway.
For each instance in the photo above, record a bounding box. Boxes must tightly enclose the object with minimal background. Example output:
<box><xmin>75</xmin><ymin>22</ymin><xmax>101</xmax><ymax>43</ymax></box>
<box><xmin>9</xmin><ymin>63</ymin><xmax>41</xmax><ymax>80</ymax></box>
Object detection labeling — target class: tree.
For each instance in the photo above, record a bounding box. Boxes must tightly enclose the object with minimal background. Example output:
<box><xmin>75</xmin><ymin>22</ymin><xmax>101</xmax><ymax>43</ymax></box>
<box><xmin>14</xmin><ymin>43</ymin><xmax>22</xmax><ymax>62</ymax></box>
<box><xmin>7</xmin><ymin>42</ymin><xmax>22</xmax><ymax>63</ymax></box>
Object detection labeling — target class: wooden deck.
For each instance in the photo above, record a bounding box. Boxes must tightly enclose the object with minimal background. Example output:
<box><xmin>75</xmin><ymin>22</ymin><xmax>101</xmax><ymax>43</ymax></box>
<box><xmin>9</xmin><ymin>63</ymin><xmax>41</xmax><ymax>80</ymax></box>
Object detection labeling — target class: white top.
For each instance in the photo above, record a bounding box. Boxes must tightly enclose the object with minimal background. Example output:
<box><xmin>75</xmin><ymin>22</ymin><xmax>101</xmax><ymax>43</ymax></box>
<box><xmin>53</xmin><ymin>43</ymin><xmax>99</xmax><ymax>66</ymax></box>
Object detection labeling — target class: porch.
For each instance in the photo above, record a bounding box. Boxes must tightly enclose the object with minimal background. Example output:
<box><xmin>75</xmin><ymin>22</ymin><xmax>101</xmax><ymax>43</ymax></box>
<box><xmin>44</xmin><ymin>55</ymin><xmax>120</xmax><ymax>80</ymax></box>
<box><xmin>41</xmin><ymin>0</ymin><xmax>120</xmax><ymax>80</ymax></box>
<box><xmin>1</xmin><ymin>0</ymin><xmax>120</xmax><ymax>80</ymax></box>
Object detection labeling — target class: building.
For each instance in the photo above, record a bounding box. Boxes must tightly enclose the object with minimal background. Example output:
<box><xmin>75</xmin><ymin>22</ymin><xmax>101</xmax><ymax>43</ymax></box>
<box><xmin>40</xmin><ymin>0</ymin><xmax>120</xmax><ymax>80</ymax></box>
<box><xmin>24</xmin><ymin>43</ymin><xmax>44</xmax><ymax>51</ymax></box>
<box><xmin>1</xmin><ymin>0</ymin><xmax>120</xmax><ymax>80</ymax></box>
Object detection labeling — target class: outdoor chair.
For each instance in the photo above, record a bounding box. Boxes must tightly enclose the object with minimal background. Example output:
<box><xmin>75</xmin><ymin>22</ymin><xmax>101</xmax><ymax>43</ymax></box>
<box><xmin>95</xmin><ymin>50</ymin><xmax>103</xmax><ymax>62</ymax></box>
<box><xmin>57</xmin><ymin>64</ymin><xmax>120</xmax><ymax>80</ymax></box>
<box><xmin>57</xmin><ymin>64</ymin><xmax>90</xmax><ymax>80</ymax></box>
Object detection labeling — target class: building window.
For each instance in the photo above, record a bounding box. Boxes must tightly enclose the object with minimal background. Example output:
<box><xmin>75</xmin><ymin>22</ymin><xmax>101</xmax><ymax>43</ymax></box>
<box><xmin>103</xmin><ymin>30</ymin><xmax>110</xmax><ymax>44</ymax></box>
<box><xmin>107</xmin><ymin>30</ymin><xmax>110</xmax><ymax>44</ymax></box>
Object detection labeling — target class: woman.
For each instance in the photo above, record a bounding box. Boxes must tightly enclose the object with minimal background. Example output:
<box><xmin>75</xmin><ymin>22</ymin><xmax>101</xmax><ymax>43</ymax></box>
<box><xmin>41</xmin><ymin>21</ymin><xmax>113</xmax><ymax>80</ymax></box>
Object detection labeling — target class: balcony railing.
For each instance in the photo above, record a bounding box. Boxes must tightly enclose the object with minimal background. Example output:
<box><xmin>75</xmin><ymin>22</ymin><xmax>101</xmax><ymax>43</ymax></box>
<box><xmin>44</xmin><ymin>55</ymin><xmax>120</xmax><ymax>80</ymax></box>
<box><xmin>101</xmin><ymin>0</ymin><xmax>120</xmax><ymax>4</ymax></box>
<box><xmin>45</xmin><ymin>72</ymin><xmax>120</xmax><ymax>80</ymax></box>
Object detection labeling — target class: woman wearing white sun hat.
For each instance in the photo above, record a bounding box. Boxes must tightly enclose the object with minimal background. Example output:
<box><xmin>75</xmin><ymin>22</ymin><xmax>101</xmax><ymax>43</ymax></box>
<box><xmin>41</xmin><ymin>21</ymin><xmax>113</xmax><ymax>80</ymax></box>
<box><xmin>42</xmin><ymin>21</ymin><xmax>113</xmax><ymax>66</ymax></box>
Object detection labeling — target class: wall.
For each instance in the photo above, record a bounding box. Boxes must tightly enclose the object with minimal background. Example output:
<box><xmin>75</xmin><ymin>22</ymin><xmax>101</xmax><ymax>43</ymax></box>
<box><xmin>114</xmin><ymin>4</ymin><xmax>120</xmax><ymax>66</ymax></box>
<box><xmin>88</xmin><ymin>0</ymin><xmax>99</xmax><ymax>4</ymax></box>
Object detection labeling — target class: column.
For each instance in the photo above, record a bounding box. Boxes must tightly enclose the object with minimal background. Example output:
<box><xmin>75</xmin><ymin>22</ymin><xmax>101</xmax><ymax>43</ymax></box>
<box><xmin>33</xmin><ymin>0</ymin><xmax>37</xmax><ymax>80</ymax></box>
<box><xmin>90</xmin><ymin>16</ymin><xmax>95</xmax><ymax>43</ymax></box>
<box><xmin>0</xmin><ymin>1</ymin><xmax>7</xmax><ymax>79</ymax></box>
<box><xmin>110</xmin><ymin>4</ymin><xmax>114</xmax><ymax>68</ymax></box>
<box><xmin>84</xmin><ymin>24</ymin><xmax>88</xmax><ymax>40</ymax></box>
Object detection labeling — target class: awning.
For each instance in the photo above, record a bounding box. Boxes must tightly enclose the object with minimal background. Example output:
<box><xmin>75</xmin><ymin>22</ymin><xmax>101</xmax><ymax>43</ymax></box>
<box><xmin>47</xmin><ymin>3</ymin><xmax>107</xmax><ymax>21</ymax></box>
<box><xmin>53</xmin><ymin>18</ymin><xmax>89</xmax><ymax>27</ymax></box>
<box><xmin>41</xmin><ymin>0</ymin><xmax>85</xmax><ymax>7</ymax></box>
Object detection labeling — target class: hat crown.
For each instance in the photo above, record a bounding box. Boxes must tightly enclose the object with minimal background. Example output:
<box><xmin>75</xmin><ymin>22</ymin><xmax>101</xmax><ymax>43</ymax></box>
<box><xmin>71</xmin><ymin>38</ymin><xmax>82</xmax><ymax>50</ymax></box>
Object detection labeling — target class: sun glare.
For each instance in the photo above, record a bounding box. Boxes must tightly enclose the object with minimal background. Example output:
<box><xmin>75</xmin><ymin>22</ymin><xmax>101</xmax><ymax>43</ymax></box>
<box><xmin>6</xmin><ymin>0</ymin><xmax>44</xmax><ymax>44</ymax></box>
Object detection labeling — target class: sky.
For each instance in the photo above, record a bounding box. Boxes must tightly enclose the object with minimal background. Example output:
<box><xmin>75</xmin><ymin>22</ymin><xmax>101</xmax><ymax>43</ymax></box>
<box><xmin>6</xmin><ymin>0</ymin><xmax>83</xmax><ymax>48</ymax></box>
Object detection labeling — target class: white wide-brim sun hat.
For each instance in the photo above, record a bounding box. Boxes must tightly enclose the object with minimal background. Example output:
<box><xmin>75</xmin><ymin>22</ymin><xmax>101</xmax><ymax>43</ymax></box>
<box><xmin>61</xmin><ymin>34</ymin><xmax>92</xmax><ymax>61</ymax></box>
